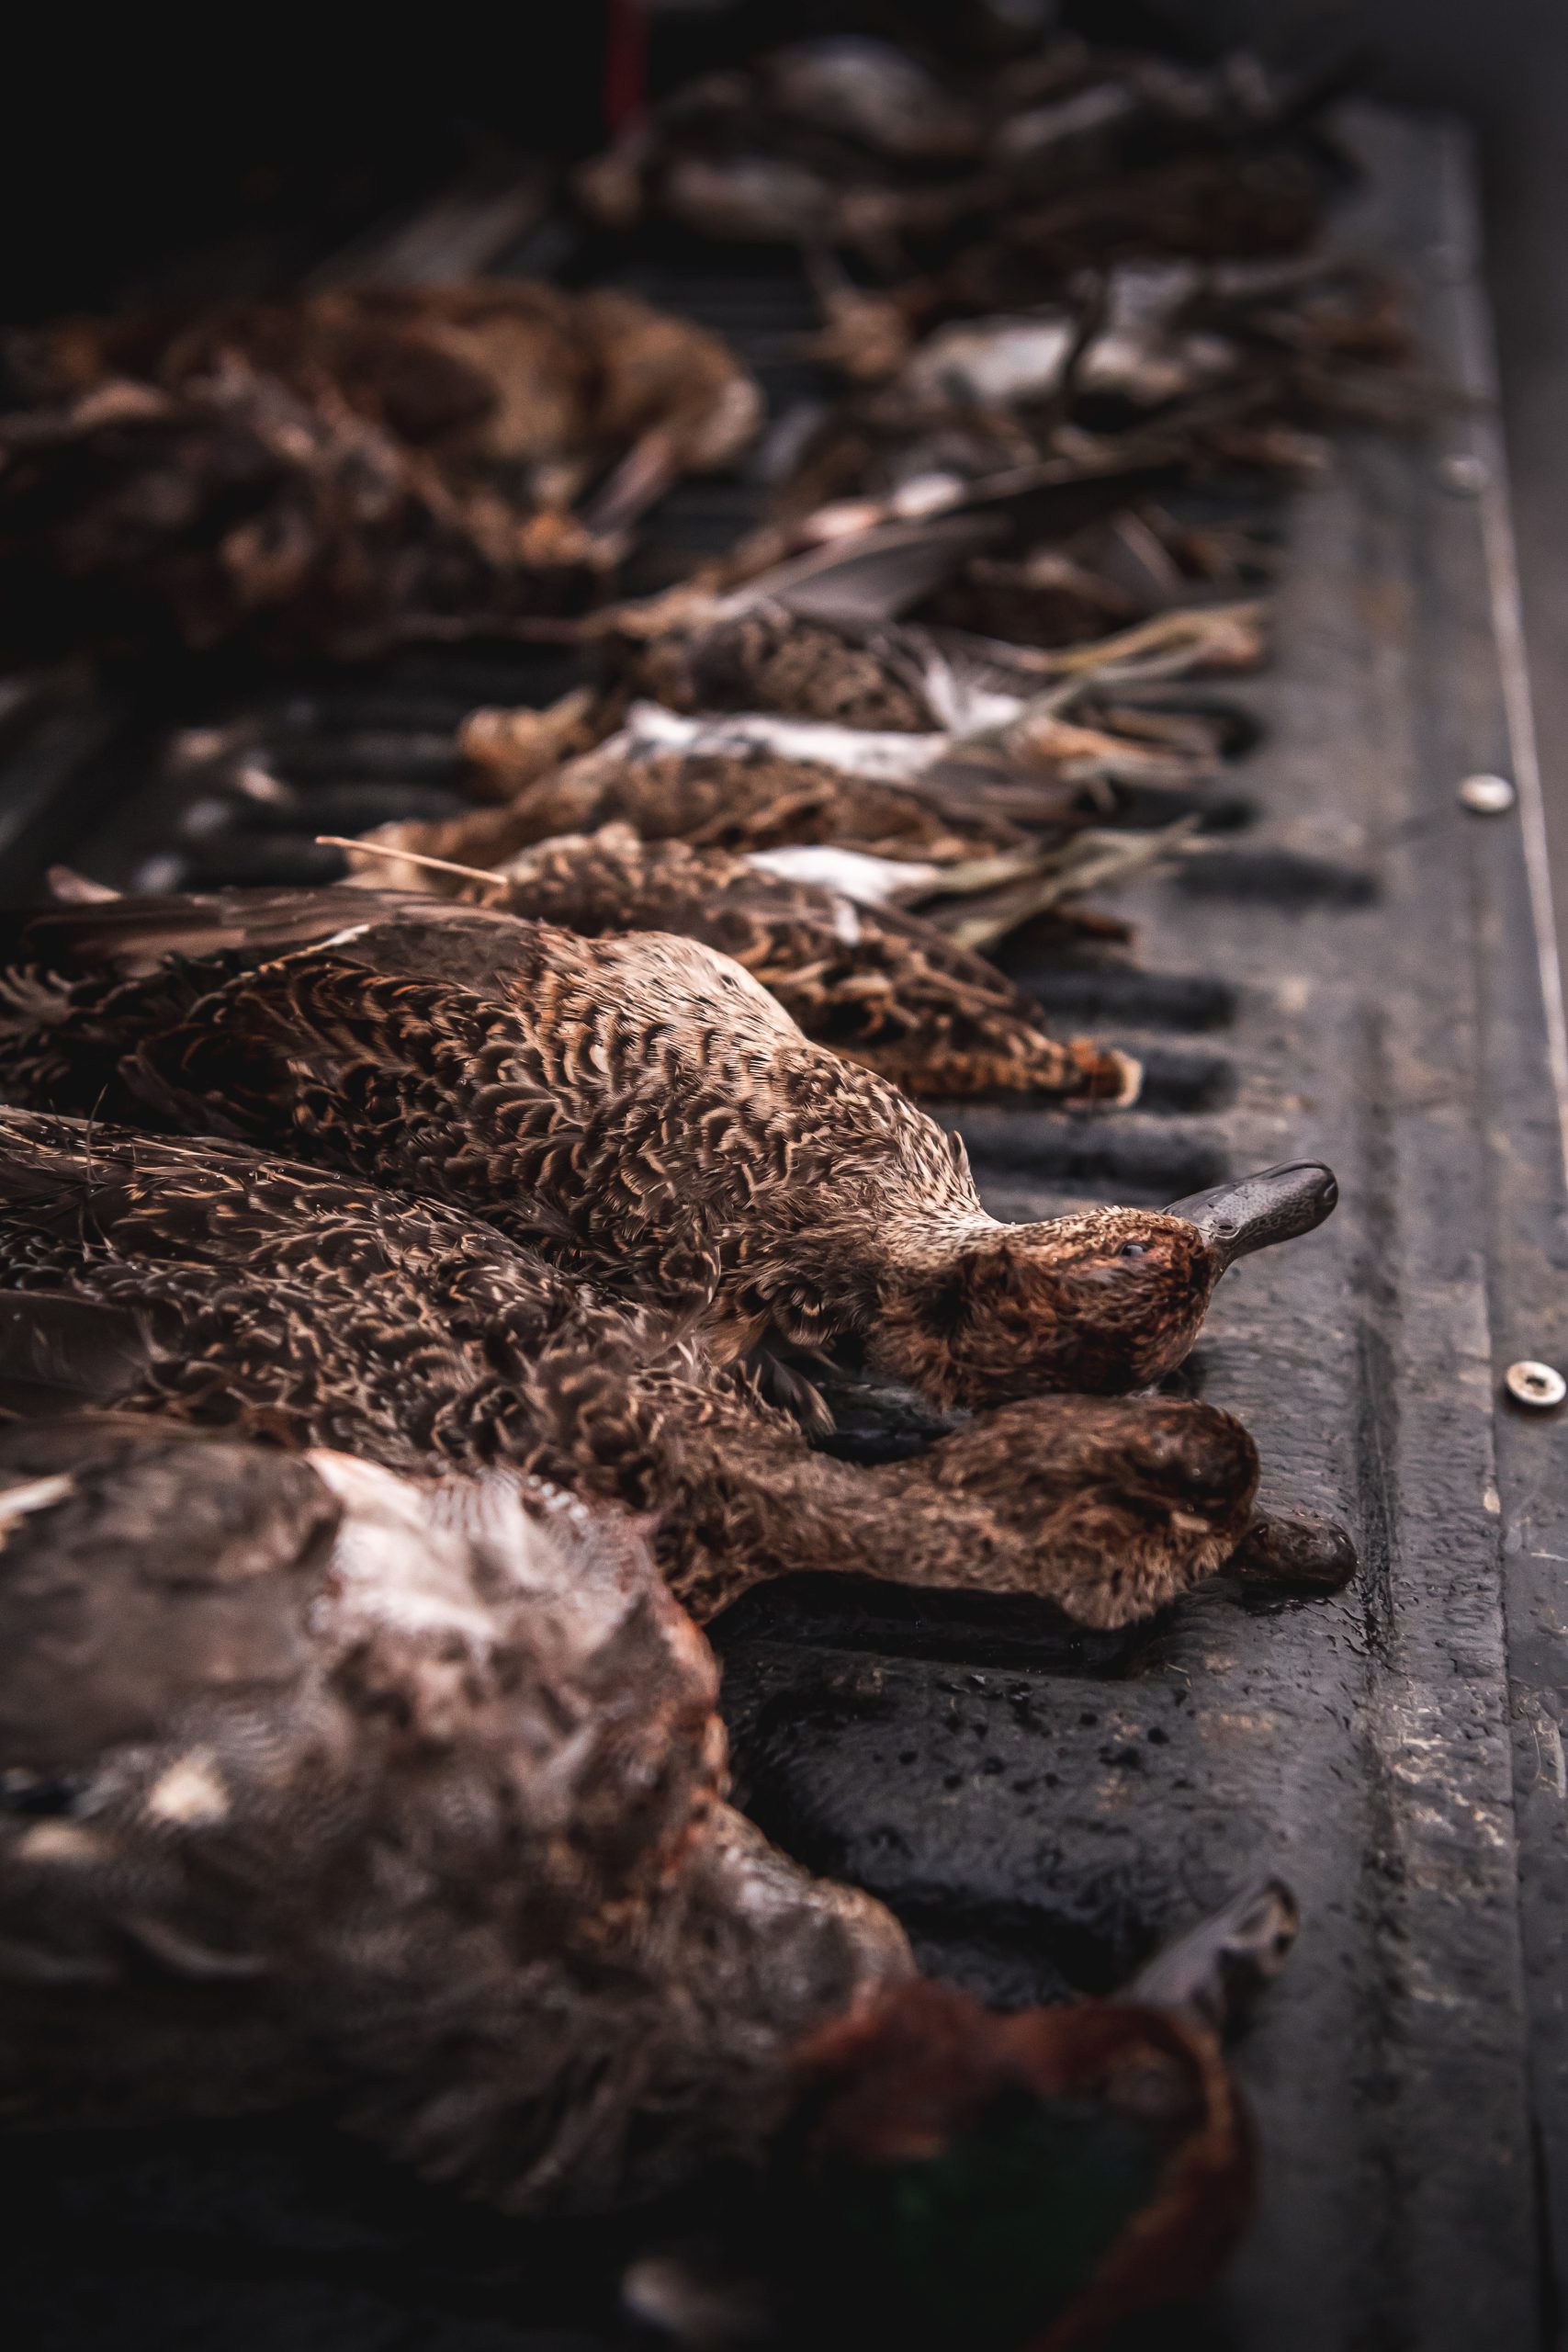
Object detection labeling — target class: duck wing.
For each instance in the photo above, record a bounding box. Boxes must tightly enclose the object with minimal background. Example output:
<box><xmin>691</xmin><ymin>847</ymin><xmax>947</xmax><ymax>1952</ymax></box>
<box><xmin>717</xmin><ymin>461</ymin><xmax>1182</xmax><ymax>628</ymax></box>
<box><xmin>0</xmin><ymin>883</ymin><xmax>530</xmax><ymax>987</ymax></box>
<box><xmin>0</xmin><ymin>1415</ymin><xmax>799</xmax><ymax>2212</ymax></box>
<box><xmin>0</xmin><ymin>1109</ymin><xmax>694</xmax><ymax>1497</ymax></box>
<box><xmin>724</xmin><ymin>513</ymin><xmax>998</xmax><ymax>628</ymax></box>
<box><xmin>0</xmin><ymin>890</ymin><xmax>572</xmax><ymax>1155</ymax></box>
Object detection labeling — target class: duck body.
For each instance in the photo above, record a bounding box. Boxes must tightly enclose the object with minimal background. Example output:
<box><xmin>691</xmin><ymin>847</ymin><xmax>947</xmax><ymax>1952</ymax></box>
<box><xmin>427</xmin><ymin>728</ymin><xmax>1076</xmax><ymax>870</ymax></box>
<box><xmin>17</xmin><ymin>285</ymin><xmax>745</xmax><ymax>482</ymax></box>
<box><xmin>448</xmin><ymin>610</ymin><xmax>1234</xmax><ymax>858</ymax></box>
<box><xmin>350</xmin><ymin>823</ymin><xmax>1136</xmax><ymax>1104</ymax></box>
<box><xmin>612</xmin><ymin>598</ymin><xmax>942</xmax><ymax>731</ymax></box>
<box><xmin>0</xmin><ymin>1412</ymin><xmax>1262</xmax><ymax>2346</ymax></box>
<box><xmin>573</xmin><ymin>29</ymin><xmax>1338</xmax><ymax>261</ymax></box>
<box><xmin>600</xmin><ymin>594</ymin><xmax>1229</xmax><ymax>763</ymax></box>
<box><xmin>0</xmin><ymin>1415</ymin><xmax>904</xmax><ymax>2208</ymax></box>
<box><xmin>0</xmin><ymin>284</ymin><xmax>761</xmax><ymax>660</ymax></box>
<box><xmin>0</xmin><ymin>1111</ymin><xmax>1270</xmax><ymax>1630</ymax></box>
<box><xmin>0</xmin><ymin>891</ymin><xmax>1269</xmax><ymax>1410</ymax></box>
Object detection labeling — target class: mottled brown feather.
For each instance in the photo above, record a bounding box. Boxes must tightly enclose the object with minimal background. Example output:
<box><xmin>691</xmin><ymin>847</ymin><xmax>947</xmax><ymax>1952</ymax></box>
<box><xmin>0</xmin><ymin>1415</ymin><xmax>1250</xmax><ymax>2324</ymax></box>
<box><xmin>0</xmin><ymin>1416</ymin><xmax>905</xmax><ymax>2209</ymax></box>
<box><xmin>0</xmin><ymin>892</ymin><xmax>1227</xmax><ymax>1408</ymax></box>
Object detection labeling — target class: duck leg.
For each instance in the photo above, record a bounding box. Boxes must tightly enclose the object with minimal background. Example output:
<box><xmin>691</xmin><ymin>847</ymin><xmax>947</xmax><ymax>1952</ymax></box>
<box><xmin>1225</xmin><ymin>1506</ymin><xmax>1359</xmax><ymax>1594</ymax></box>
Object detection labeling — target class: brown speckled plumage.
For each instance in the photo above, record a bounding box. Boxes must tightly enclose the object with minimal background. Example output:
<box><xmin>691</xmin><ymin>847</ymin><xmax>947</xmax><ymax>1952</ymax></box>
<box><xmin>0</xmin><ymin>1114</ymin><xmax>1264</xmax><ymax>1629</ymax></box>
<box><xmin>431</xmin><ymin>735</ymin><xmax>1071</xmax><ymax>869</ymax></box>
<box><xmin>0</xmin><ymin>284</ymin><xmax>761</xmax><ymax>660</ymax></box>
<box><xmin>0</xmin><ymin>1415</ymin><xmax>905</xmax><ymax>2207</ymax></box>
<box><xmin>0</xmin><ymin>1412</ymin><xmax>1256</xmax><ymax>2344</ymax></box>
<box><xmin>16</xmin><ymin>282</ymin><xmax>760</xmax><ymax>481</ymax></box>
<box><xmin>614</xmin><ymin>599</ymin><xmax>937</xmax><ymax>730</ymax></box>
<box><xmin>0</xmin><ymin>893</ymin><xmax>1241</xmax><ymax>1410</ymax></box>
<box><xmin>353</xmin><ymin>824</ymin><xmax>1137</xmax><ymax>1104</ymax></box>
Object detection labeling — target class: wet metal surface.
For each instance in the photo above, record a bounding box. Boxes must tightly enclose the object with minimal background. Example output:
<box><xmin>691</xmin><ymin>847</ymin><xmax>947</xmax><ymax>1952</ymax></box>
<box><xmin>0</xmin><ymin>107</ymin><xmax>1563</xmax><ymax>2352</ymax></box>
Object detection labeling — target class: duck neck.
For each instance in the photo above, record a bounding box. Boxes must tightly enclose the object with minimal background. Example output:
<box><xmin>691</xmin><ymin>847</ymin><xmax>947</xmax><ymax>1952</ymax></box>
<box><xmin>657</xmin><ymin>1408</ymin><xmax>1007</xmax><ymax>1623</ymax></box>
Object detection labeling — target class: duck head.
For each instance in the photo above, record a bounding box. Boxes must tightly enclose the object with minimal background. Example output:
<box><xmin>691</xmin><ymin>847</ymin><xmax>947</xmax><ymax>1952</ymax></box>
<box><xmin>696</xmin><ymin>1977</ymin><xmax>1249</xmax><ymax>2350</ymax></box>
<box><xmin>871</xmin><ymin>1161</ymin><xmax>1337</xmax><ymax>1407</ymax></box>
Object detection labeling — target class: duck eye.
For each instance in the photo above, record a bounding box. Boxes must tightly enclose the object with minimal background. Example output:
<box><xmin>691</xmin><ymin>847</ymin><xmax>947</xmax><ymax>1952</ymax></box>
<box><xmin>1118</xmin><ymin>1240</ymin><xmax>1152</xmax><ymax>1260</ymax></box>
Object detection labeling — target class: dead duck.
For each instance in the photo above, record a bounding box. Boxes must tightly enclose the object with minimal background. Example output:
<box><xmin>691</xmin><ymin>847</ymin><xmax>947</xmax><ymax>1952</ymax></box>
<box><xmin>573</xmin><ymin>27</ymin><xmax>1348</xmax><ymax>265</ymax></box>
<box><xmin>17</xmin><ymin>282</ymin><xmax>759</xmax><ymax>504</ymax></box>
<box><xmin>600</xmin><ymin>597</ymin><xmax>1249</xmax><ymax>785</ymax></box>
<box><xmin>0</xmin><ymin>1411</ymin><xmax>1288</xmax><ymax>2344</ymax></box>
<box><xmin>0</xmin><ymin>1110</ymin><xmax>1359</xmax><ymax>1632</ymax></box>
<box><xmin>0</xmin><ymin>283</ymin><xmax>761</xmax><ymax>661</ymax></box>
<box><xmin>716</xmin><ymin>446</ymin><xmax>1278</xmax><ymax>662</ymax></box>
<box><xmin>354</xmin><ymin>730</ymin><xmax>1181</xmax><ymax>961</ymax></box>
<box><xmin>333</xmin><ymin>824</ymin><xmax>1139</xmax><ymax>1107</ymax></box>
<box><xmin>574</xmin><ymin>40</ymin><xmax>991</xmax><ymax>256</ymax></box>
<box><xmin>577</xmin><ymin>455</ymin><xmax>1251</xmax><ymax>731</ymax></box>
<box><xmin>0</xmin><ymin>892</ymin><xmax>1338</xmax><ymax>1415</ymax></box>
<box><xmin>431</xmin><ymin>726</ymin><xmax>1078</xmax><ymax>869</ymax></box>
<box><xmin>759</xmin><ymin>249</ymin><xmax>1411</xmax><ymax>618</ymax></box>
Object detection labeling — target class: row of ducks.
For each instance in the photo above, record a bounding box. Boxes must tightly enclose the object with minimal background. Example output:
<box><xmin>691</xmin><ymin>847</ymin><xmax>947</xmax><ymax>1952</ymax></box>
<box><xmin>0</xmin><ymin>876</ymin><xmax>1339</xmax><ymax>2349</ymax></box>
<box><xmin>576</xmin><ymin>27</ymin><xmax>1361</xmax><ymax>270</ymax></box>
<box><xmin>0</xmin><ymin>25</ymin><xmax>1389</xmax><ymax>2346</ymax></box>
<box><xmin>327</xmin><ymin>514</ymin><xmax>1261</xmax><ymax>1109</ymax></box>
<box><xmin>0</xmin><ymin>365</ymin><xmax>1351</xmax><ymax>2352</ymax></box>
<box><xmin>0</xmin><ymin>24</ymin><xmax>1418</xmax><ymax>669</ymax></box>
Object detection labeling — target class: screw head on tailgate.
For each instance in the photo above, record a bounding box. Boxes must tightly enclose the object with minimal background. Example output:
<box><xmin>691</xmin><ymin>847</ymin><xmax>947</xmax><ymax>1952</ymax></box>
<box><xmin>1438</xmin><ymin>452</ymin><xmax>1487</xmax><ymax>494</ymax></box>
<box><xmin>1459</xmin><ymin>773</ymin><xmax>1516</xmax><ymax>815</ymax></box>
<box><xmin>1506</xmin><ymin>1360</ymin><xmax>1566</xmax><ymax>1409</ymax></box>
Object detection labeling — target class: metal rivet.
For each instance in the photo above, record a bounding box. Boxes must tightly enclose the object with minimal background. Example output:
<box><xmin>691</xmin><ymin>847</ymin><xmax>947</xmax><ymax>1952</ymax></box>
<box><xmin>1438</xmin><ymin>452</ymin><xmax>1487</xmax><ymax>495</ymax></box>
<box><xmin>1506</xmin><ymin>1360</ymin><xmax>1566</xmax><ymax>1409</ymax></box>
<box><xmin>1459</xmin><ymin>773</ymin><xmax>1516</xmax><ymax>815</ymax></box>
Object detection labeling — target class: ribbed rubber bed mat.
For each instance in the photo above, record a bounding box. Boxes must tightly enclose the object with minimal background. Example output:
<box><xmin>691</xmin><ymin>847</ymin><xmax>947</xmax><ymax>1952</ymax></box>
<box><xmin>0</xmin><ymin>105</ymin><xmax>1563</xmax><ymax>2352</ymax></box>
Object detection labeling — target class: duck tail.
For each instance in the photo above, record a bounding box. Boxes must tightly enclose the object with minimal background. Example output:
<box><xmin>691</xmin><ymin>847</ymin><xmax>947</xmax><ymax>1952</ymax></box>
<box><xmin>930</xmin><ymin>819</ymin><xmax>1199</xmax><ymax>954</ymax></box>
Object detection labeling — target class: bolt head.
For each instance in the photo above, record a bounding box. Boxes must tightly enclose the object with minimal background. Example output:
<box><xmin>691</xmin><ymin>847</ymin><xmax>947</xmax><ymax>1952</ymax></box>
<box><xmin>1438</xmin><ymin>452</ymin><xmax>1487</xmax><ymax>495</ymax></box>
<box><xmin>1506</xmin><ymin>1360</ymin><xmax>1566</xmax><ymax>1409</ymax></box>
<box><xmin>1459</xmin><ymin>773</ymin><xmax>1516</xmax><ymax>815</ymax></box>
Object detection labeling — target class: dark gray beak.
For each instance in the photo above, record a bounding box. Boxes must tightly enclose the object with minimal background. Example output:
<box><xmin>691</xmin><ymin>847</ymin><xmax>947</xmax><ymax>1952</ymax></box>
<box><xmin>1126</xmin><ymin>1878</ymin><xmax>1299</xmax><ymax>2037</ymax></box>
<box><xmin>1165</xmin><ymin>1161</ymin><xmax>1337</xmax><ymax>1271</ymax></box>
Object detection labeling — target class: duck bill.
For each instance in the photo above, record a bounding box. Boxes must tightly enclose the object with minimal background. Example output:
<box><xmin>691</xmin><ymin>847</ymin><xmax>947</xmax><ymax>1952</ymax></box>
<box><xmin>1164</xmin><ymin>1161</ymin><xmax>1337</xmax><ymax>1271</ymax></box>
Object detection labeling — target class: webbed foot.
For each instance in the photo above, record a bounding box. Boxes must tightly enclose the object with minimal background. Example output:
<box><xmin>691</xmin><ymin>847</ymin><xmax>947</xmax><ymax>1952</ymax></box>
<box><xmin>1227</xmin><ymin>1507</ymin><xmax>1358</xmax><ymax>1593</ymax></box>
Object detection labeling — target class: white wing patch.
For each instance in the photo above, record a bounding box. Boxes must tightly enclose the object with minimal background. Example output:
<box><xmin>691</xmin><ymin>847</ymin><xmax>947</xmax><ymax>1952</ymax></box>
<box><xmin>747</xmin><ymin>845</ymin><xmax>942</xmax><ymax>904</ymax></box>
<box><xmin>616</xmin><ymin>700</ymin><xmax>951</xmax><ymax>781</ymax></box>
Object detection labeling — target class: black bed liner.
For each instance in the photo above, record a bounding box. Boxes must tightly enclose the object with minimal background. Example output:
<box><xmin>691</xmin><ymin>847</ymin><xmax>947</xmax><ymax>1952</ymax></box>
<box><xmin>0</xmin><ymin>106</ymin><xmax>1563</xmax><ymax>2352</ymax></box>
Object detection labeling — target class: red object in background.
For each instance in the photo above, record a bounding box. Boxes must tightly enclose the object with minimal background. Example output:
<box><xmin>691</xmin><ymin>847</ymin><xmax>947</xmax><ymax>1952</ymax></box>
<box><xmin>605</xmin><ymin>0</ymin><xmax>648</xmax><ymax>135</ymax></box>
